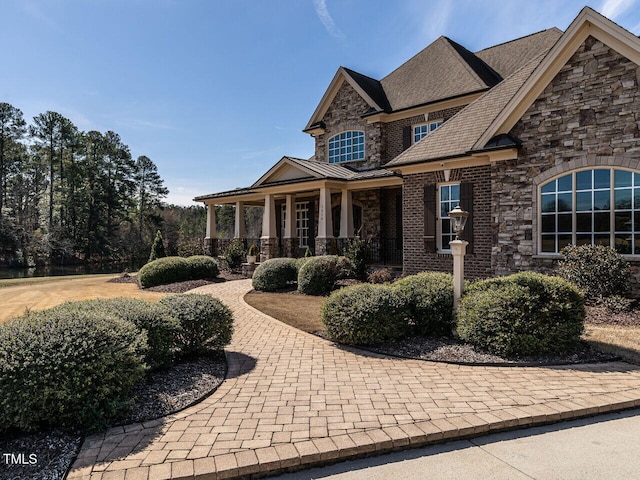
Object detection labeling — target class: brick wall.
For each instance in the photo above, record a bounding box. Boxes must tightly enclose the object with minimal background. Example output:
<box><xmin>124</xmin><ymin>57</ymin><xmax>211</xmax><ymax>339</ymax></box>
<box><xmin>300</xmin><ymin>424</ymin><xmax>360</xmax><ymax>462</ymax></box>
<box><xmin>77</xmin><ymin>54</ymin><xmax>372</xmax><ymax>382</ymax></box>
<box><xmin>494</xmin><ymin>35</ymin><xmax>640</xmax><ymax>276</ymax></box>
<box><xmin>402</xmin><ymin>166</ymin><xmax>492</xmax><ymax>279</ymax></box>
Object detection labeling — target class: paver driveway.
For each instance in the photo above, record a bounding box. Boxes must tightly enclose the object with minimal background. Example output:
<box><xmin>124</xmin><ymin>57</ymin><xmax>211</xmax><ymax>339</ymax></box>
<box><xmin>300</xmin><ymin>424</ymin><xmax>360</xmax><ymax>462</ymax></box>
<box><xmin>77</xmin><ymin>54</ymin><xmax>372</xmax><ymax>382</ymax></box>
<box><xmin>69</xmin><ymin>279</ymin><xmax>640</xmax><ymax>479</ymax></box>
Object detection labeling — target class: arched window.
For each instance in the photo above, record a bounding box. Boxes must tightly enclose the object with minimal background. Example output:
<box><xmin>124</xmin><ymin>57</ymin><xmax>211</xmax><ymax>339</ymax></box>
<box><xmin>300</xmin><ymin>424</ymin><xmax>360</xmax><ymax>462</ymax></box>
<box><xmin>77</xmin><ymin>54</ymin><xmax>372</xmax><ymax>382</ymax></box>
<box><xmin>540</xmin><ymin>168</ymin><xmax>640</xmax><ymax>254</ymax></box>
<box><xmin>328</xmin><ymin>131</ymin><xmax>365</xmax><ymax>163</ymax></box>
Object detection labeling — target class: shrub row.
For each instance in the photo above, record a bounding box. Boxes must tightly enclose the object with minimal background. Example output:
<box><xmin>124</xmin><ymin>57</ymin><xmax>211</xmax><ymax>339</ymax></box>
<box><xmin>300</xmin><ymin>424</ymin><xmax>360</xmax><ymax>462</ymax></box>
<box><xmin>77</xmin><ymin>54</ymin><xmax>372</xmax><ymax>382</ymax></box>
<box><xmin>0</xmin><ymin>293</ymin><xmax>233</xmax><ymax>433</ymax></box>
<box><xmin>322</xmin><ymin>272</ymin><xmax>454</xmax><ymax>345</ymax></box>
<box><xmin>252</xmin><ymin>256</ymin><xmax>354</xmax><ymax>295</ymax></box>
<box><xmin>138</xmin><ymin>255</ymin><xmax>219</xmax><ymax>288</ymax></box>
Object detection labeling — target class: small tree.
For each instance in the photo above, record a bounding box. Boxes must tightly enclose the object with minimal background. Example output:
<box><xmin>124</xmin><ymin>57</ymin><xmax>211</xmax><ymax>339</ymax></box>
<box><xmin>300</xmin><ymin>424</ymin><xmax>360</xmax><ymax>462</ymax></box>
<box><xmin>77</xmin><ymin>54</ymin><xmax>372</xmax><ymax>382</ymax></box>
<box><xmin>148</xmin><ymin>230</ymin><xmax>166</xmax><ymax>263</ymax></box>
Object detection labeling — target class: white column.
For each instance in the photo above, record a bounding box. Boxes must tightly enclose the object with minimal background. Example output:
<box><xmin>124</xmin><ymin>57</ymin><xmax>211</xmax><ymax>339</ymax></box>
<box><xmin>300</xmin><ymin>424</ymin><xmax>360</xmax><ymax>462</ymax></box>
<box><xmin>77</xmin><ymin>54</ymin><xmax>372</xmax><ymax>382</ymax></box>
<box><xmin>205</xmin><ymin>203</ymin><xmax>217</xmax><ymax>238</ymax></box>
<box><xmin>261</xmin><ymin>194</ymin><xmax>277</xmax><ymax>238</ymax></box>
<box><xmin>317</xmin><ymin>184</ymin><xmax>333</xmax><ymax>239</ymax></box>
<box><xmin>234</xmin><ymin>201</ymin><xmax>245</xmax><ymax>239</ymax></box>
<box><xmin>450</xmin><ymin>239</ymin><xmax>468</xmax><ymax>312</ymax></box>
<box><xmin>339</xmin><ymin>189</ymin><xmax>354</xmax><ymax>238</ymax></box>
<box><xmin>283</xmin><ymin>195</ymin><xmax>296</xmax><ymax>239</ymax></box>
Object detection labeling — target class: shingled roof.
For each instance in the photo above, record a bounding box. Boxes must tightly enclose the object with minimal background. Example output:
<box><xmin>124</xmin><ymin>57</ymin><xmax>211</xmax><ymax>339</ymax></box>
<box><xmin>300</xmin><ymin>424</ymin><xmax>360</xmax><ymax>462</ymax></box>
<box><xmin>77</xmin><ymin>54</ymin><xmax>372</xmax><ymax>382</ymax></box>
<box><xmin>385</xmin><ymin>50</ymin><xmax>548</xmax><ymax>167</ymax></box>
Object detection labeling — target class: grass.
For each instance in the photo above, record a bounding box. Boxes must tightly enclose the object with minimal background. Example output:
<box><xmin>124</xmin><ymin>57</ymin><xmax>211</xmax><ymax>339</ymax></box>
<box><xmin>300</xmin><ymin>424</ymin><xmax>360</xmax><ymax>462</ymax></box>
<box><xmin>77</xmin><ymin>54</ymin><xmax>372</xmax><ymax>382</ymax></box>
<box><xmin>0</xmin><ymin>274</ymin><xmax>166</xmax><ymax>323</ymax></box>
<box><xmin>243</xmin><ymin>290</ymin><xmax>325</xmax><ymax>333</ymax></box>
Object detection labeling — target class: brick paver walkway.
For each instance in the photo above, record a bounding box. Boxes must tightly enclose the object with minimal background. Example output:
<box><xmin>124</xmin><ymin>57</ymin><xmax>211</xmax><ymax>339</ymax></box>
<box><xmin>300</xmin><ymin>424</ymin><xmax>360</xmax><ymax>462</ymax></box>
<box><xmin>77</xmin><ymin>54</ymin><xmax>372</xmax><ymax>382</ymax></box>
<box><xmin>69</xmin><ymin>279</ymin><xmax>640</xmax><ymax>479</ymax></box>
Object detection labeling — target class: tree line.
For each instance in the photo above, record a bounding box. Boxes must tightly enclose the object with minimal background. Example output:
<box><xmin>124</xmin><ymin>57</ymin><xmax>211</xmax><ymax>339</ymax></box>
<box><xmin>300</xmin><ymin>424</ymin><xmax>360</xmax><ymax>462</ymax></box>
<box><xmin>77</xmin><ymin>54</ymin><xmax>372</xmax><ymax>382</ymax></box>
<box><xmin>0</xmin><ymin>101</ymin><xmax>205</xmax><ymax>268</ymax></box>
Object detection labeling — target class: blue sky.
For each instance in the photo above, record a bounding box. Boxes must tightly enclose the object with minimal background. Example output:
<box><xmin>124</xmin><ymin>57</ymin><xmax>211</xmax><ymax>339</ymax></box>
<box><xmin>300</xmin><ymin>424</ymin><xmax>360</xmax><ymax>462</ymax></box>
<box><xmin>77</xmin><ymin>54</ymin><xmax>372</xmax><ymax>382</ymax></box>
<box><xmin>2</xmin><ymin>0</ymin><xmax>640</xmax><ymax>206</ymax></box>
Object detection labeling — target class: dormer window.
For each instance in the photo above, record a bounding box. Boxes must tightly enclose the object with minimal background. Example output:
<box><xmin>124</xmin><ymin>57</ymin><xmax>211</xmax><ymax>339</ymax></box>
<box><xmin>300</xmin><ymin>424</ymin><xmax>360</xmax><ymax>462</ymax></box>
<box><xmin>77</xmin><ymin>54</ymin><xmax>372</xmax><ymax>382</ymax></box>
<box><xmin>413</xmin><ymin>121</ymin><xmax>443</xmax><ymax>144</ymax></box>
<box><xmin>328</xmin><ymin>131</ymin><xmax>365</xmax><ymax>163</ymax></box>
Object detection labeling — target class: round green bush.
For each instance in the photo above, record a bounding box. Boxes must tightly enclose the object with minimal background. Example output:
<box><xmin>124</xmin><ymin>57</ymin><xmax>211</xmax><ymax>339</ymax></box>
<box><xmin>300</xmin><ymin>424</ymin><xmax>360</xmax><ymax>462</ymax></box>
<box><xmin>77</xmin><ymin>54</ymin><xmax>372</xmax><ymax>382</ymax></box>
<box><xmin>558</xmin><ymin>244</ymin><xmax>631</xmax><ymax>302</ymax></box>
<box><xmin>394</xmin><ymin>272</ymin><xmax>454</xmax><ymax>336</ymax></box>
<box><xmin>224</xmin><ymin>239</ymin><xmax>246</xmax><ymax>270</ymax></box>
<box><xmin>252</xmin><ymin>258</ymin><xmax>298</xmax><ymax>291</ymax></box>
<box><xmin>54</xmin><ymin>298</ymin><xmax>179</xmax><ymax>369</ymax></box>
<box><xmin>0</xmin><ymin>308</ymin><xmax>147</xmax><ymax>432</ymax></box>
<box><xmin>298</xmin><ymin>256</ymin><xmax>353</xmax><ymax>295</ymax></box>
<box><xmin>188</xmin><ymin>255</ymin><xmax>220</xmax><ymax>279</ymax></box>
<box><xmin>138</xmin><ymin>255</ymin><xmax>219</xmax><ymax>288</ymax></box>
<box><xmin>322</xmin><ymin>283</ymin><xmax>409</xmax><ymax>345</ymax></box>
<box><xmin>457</xmin><ymin>272</ymin><xmax>585</xmax><ymax>357</ymax></box>
<box><xmin>159</xmin><ymin>294</ymin><xmax>234</xmax><ymax>355</ymax></box>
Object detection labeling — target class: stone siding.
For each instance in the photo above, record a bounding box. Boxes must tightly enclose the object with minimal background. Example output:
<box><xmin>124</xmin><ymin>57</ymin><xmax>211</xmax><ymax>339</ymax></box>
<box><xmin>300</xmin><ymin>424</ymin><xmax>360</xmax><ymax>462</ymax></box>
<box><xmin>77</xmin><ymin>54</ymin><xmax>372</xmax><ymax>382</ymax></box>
<box><xmin>402</xmin><ymin>166</ymin><xmax>492</xmax><ymax>279</ymax></box>
<box><xmin>494</xmin><ymin>36</ymin><xmax>640</xmax><ymax>276</ymax></box>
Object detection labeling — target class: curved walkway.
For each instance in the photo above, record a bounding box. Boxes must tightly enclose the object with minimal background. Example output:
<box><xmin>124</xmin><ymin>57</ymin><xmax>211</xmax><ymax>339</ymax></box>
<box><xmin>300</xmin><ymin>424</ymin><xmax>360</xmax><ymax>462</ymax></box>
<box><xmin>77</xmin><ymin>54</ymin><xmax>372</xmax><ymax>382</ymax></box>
<box><xmin>69</xmin><ymin>279</ymin><xmax>640</xmax><ymax>480</ymax></box>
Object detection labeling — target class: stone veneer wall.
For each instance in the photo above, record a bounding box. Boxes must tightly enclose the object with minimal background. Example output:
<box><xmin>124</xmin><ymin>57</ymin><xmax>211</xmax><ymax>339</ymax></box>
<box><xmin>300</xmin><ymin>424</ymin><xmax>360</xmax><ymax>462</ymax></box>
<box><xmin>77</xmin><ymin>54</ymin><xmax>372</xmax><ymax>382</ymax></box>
<box><xmin>402</xmin><ymin>166</ymin><xmax>492</xmax><ymax>279</ymax></box>
<box><xmin>316</xmin><ymin>82</ymin><xmax>383</xmax><ymax>169</ymax></box>
<box><xmin>494</xmin><ymin>36</ymin><xmax>640</xmax><ymax>276</ymax></box>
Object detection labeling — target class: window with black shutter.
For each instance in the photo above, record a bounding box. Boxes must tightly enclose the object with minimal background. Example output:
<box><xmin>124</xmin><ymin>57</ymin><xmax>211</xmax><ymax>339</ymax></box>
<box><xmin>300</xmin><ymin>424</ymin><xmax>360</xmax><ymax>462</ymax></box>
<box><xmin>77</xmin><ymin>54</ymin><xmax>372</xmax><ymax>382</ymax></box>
<box><xmin>423</xmin><ymin>184</ymin><xmax>436</xmax><ymax>252</ymax></box>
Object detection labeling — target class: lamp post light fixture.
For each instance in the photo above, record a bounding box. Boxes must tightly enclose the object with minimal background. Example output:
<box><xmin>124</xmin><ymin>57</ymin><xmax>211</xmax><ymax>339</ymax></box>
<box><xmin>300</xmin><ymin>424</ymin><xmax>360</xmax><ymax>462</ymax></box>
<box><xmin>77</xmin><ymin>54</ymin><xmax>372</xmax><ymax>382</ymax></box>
<box><xmin>448</xmin><ymin>204</ymin><xmax>469</xmax><ymax>312</ymax></box>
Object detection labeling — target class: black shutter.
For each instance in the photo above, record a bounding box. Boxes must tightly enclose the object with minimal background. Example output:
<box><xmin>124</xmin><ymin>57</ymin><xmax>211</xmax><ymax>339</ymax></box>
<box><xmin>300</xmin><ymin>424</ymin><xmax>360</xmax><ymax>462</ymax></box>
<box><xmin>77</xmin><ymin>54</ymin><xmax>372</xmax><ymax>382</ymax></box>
<box><xmin>460</xmin><ymin>182</ymin><xmax>474</xmax><ymax>253</ymax></box>
<box><xmin>395</xmin><ymin>194</ymin><xmax>403</xmax><ymax>250</ymax></box>
<box><xmin>423</xmin><ymin>184</ymin><xmax>436</xmax><ymax>253</ymax></box>
<box><xmin>402</xmin><ymin>126</ymin><xmax>412</xmax><ymax>151</ymax></box>
<box><xmin>308</xmin><ymin>199</ymin><xmax>316</xmax><ymax>254</ymax></box>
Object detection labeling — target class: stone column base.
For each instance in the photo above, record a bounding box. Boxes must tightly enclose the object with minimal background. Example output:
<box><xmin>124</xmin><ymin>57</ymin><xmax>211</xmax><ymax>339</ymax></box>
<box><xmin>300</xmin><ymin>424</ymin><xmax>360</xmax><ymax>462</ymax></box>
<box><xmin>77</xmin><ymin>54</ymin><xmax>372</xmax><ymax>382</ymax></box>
<box><xmin>282</xmin><ymin>238</ymin><xmax>299</xmax><ymax>258</ymax></box>
<box><xmin>203</xmin><ymin>238</ymin><xmax>218</xmax><ymax>257</ymax></box>
<box><xmin>315</xmin><ymin>238</ymin><xmax>337</xmax><ymax>256</ymax></box>
<box><xmin>260</xmin><ymin>238</ymin><xmax>280</xmax><ymax>260</ymax></box>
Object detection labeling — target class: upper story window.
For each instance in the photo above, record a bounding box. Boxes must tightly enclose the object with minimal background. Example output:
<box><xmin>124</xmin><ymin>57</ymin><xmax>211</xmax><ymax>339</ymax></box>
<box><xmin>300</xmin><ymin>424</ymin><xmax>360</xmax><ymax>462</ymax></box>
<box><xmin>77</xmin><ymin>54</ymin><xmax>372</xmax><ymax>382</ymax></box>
<box><xmin>413</xmin><ymin>121</ymin><xmax>443</xmax><ymax>144</ymax></box>
<box><xmin>540</xmin><ymin>168</ymin><xmax>640</xmax><ymax>254</ymax></box>
<box><xmin>328</xmin><ymin>131</ymin><xmax>365</xmax><ymax>163</ymax></box>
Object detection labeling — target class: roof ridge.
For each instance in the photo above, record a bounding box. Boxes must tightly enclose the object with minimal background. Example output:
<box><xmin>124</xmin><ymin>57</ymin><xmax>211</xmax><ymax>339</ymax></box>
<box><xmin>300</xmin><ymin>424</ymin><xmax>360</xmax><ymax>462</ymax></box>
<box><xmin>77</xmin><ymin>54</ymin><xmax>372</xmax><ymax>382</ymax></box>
<box><xmin>445</xmin><ymin>37</ymin><xmax>502</xmax><ymax>86</ymax></box>
<box><xmin>475</xmin><ymin>27</ymin><xmax>563</xmax><ymax>53</ymax></box>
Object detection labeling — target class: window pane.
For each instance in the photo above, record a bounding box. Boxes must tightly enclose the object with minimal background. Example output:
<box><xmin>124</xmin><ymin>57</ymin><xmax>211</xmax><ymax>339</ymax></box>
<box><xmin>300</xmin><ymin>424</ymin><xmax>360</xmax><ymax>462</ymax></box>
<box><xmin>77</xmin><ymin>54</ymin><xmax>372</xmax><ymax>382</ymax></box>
<box><xmin>441</xmin><ymin>186</ymin><xmax>449</xmax><ymax>201</ymax></box>
<box><xmin>577</xmin><ymin>213</ymin><xmax>592</xmax><ymax>232</ymax></box>
<box><xmin>541</xmin><ymin>181</ymin><xmax>556</xmax><ymax>194</ymax></box>
<box><xmin>558</xmin><ymin>234</ymin><xmax>572</xmax><ymax>251</ymax></box>
<box><xmin>594</xmin><ymin>234</ymin><xmax>610</xmax><ymax>246</ymax></box>
<box><xmin>635</xmin><ymin>234</ymin><xmax>640</xmax><ymax>254</ymax></box>
<box><xmin>576</xmin><ymin>171</ymin><xmax>592</xmax><ymax>190</ymax></box>
<box><xmin>558</xmin><ymin>214</ymin><xmax>572</xmax><ymax>232</ymax></box>
<box><xmin>442</xmin><ymin>218</ymin><xmax>451</xmax><ymax>234</ymax></box>
<box><xmin>616</xmin><ymin>170</ymin><xmax>633</xmax><ymax>188</ymax></box>
<box><xmin>576</xmin><ymin>192</ymin><xmax>592</xmax><ymax>211</ymax></box>
<box><xmin>594</xmin><ymin>190</ymin><xmax>610</xmax><ymax>210</ymax></box>
<box><xmin>634</xmin><ymin>188</ymin><xmax>640</xmax><ymax>209</ymax></box>
<box><xmin>615</xmin><ymin>211</ymin><xmax>632</xmax><ymax>231</ymax></box>
<box><xmin>557</xmin><ymin>174</ymin><xmax>572</xmax><ymax>192</ymax></box>
<box><xmin>541</xmin><ymin>235</ymin><xmax>556</xmax><ymax>253</ymax></box>
<box><xmin>541</xmin><ymin>194</ymin><xmax>556</xmax><ymax>213</ymax></box>
<box><xmin>594</xmin><ymin>212</ymin><xmax>610</xmax><ymax>232</ymax></box>
<box><xmin>615</xmin><ymin>189</ymin><xmax>632</xmax><ymax>209</ymax></box>
<box><xmin>541</xmin><ymin>215</ymin><xmax>555</xmax><ymax>233</ymax></box>
<box><xmin>594</xmin><ymin>169</ymin><xmax>610</xmax><ymax>189</ymax></box>
<box><xmin>615</xmin><ymin>234</ymin><xmax>632</xmax><ymax>254</ymax></box>
<box><xmin>558</xmin><ymin>193</ymin><xmax>572</xmax><ymax>212</ymax></box>
<box><xmin>576</xmin><ymin>234</ymin><xmax>592</xmax><ymax>246</ymax></box>
<box><xmin>450</xmin><ymin>184</ymin><xmax>460</xmax><ymax>201</ymax></box>
<box><xmin>635</xmin><ymin>211</ymin><xmax>640</xmax><ymax>231</ymax></box>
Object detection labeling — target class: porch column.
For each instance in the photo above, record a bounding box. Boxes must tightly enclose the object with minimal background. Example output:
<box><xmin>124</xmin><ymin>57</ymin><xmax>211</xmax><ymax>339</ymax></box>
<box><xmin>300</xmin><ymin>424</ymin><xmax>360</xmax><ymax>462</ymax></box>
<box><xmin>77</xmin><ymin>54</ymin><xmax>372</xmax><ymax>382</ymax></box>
<box><xmin>339</xmin><ymin>189</ymin><xmax>354</xmax><ymax>239</ymax></box>
<box><xmin>204</xmin><ymin>203</ymin><xmax>217</xmax><ymax>256</ymax></box>
<box><xmin>316</xmin><ymin>184</ymin><xmax>334</xmax><ymax>255</ymax></box>
<box><xmin>234</xmin><ymin>201</ymin><xmax>245</xmax><ymax>239</ymax></box>
<box><xmin>260</xmin><ymin>194</ymin><xmax>278</xmax><ymax>259</ymax></box>
<box><xmin>283</xmin><ymin>194</ymin><xmax>299</xmax><ymax>257</ymax></box>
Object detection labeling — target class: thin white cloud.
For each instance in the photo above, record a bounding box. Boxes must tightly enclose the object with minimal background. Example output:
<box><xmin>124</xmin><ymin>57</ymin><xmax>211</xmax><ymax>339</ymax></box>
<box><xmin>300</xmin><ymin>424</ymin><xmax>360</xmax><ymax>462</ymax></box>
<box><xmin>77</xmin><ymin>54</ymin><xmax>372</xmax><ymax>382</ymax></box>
<box><xmin>313</xmin><ymin>0</ymin><xmax>345</xmax><ymax>39</ymax></box>
<box><xmin>600</xmin><ymin>0</ymin><xmax>637</xmax><ymax>19</ymax></box>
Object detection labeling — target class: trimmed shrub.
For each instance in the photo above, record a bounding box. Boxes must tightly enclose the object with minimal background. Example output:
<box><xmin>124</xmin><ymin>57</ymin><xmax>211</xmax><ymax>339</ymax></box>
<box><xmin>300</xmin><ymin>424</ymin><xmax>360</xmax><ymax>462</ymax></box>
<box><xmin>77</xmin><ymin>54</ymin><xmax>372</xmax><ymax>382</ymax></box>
<box><xmin>394</xmin><ymin>272</ymin><xmax>454</xmax><ymax>336</ymax></box>
<box><xmin>294</xmin><ymin>256</ymin><xmax>312</xmax><ymax>271</ymax></box>
<box><xmin>148</xmin><ymin>230</ymin><xmax>167</xmax><ymax>263</ymax></box>
<box><xmin>252</xmin><ymin>258</ymin><xmax>298</xmax><ymax>291</ymax></box>
<box><xmin>344</xmin><ymin>237</ymin><xmax>369</xmax><ymax>280</ymax></box>
<box><xmin>298</xmin><ymin>256</ymin><xmax>353</xmax><ymax>295</ymax></box>
<box><xmin>159</xmin><ymin>294</ymin><xmax>234</xmax><ymax>355</ymax></box>
<box><xmin>457</xmin><ymin>272</ymin><xmax>585</xmax><ymax>357</ymax></box>
<box><xmin>0</xmin><ymin>308</ymin><xmax>146</xmax><ymax>432</ymax></box>
<box><xmin>188</xmin><ymin>255</ymin><xmax>220</xmax><ymax>279</ymax></box>
<box><xmin>224</xmin><ymin>239</ymin><xmax>246</xmax><ymax>270</ymax></box>
<box><xmin>557</xmin><ymin>244</ymin><xmax>631</xmax><ymax>302</ymax></box>
<box><xmin>322</xmin><ymin>284</ymin><xmax>409</xmax><ymax>345</ymax></box>
<box><xmin>137</xmin><ymin>255</ymin><xmax>219</xmax><ymax>288</ymax></box>
<box><xmin>53</xmin><ymin>299</ymin><xmax>179</xmax><ymax>370</ymax></box>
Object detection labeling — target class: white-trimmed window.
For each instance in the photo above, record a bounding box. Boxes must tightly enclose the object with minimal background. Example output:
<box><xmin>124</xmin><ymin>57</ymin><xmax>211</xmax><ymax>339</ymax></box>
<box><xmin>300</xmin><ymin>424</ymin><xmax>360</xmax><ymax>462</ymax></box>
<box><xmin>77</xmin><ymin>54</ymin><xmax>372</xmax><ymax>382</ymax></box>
<box><xmin>540</xmin><ymin>168</ymin><xmax>640</xmax><ymax>254</ymax></box>
<box><xmin>438</xmin><ymin>183</ymin><xmax>460</xmax><ymax>251</ymax></box>
<box><xmin>328</xmin><ymin>131</ymin><xmax>365</xmax><ymax>163</ymax></box>
<box><xmin>413</xmin><ymin>121</ymin><xmax>443</xmax><ymax>144</ymax></box>
<box><xmin>281</xmin><ymin>202</ymin><xmax>310</xmax><ymax>248</ymax></box>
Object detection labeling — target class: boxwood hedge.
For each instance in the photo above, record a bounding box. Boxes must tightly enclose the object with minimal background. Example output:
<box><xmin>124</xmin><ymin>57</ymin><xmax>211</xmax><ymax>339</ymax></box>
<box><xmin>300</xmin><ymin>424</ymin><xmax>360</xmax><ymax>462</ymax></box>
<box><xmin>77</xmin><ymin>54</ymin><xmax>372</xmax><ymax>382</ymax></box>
<box><xmin>252</xmin><ymin>258</ymin><xmax>298</xmax><ymax>291</ymax></box>
<box><xmin>138</xmin><ymin>255</ymin><xmax>219</xmax><ymax>288</ymax></box>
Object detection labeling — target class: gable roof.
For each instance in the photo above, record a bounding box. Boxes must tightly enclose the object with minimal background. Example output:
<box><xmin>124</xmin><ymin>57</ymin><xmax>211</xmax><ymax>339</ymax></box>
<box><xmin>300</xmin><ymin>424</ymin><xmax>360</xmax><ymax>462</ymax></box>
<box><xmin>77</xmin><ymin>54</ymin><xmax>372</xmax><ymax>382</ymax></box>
<box><xmin>385</xmin><ymin>50</ymin><xmax>547</xmax><ymax>167</ymax></box>
<box><xmin>475</xmin><ymin>28</ymin><xmax>563</xmax><ymax>77</ymax></box>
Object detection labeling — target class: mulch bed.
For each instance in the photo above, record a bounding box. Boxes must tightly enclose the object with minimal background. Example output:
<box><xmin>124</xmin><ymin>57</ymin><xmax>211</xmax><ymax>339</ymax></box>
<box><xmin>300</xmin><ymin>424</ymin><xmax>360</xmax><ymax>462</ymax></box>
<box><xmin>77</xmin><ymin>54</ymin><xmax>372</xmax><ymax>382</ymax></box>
<box><xmin>107</xmin><ymin>270</ymin><xmax>248</xmax><ymax>293</ymax></box>
<box><xmin>585</xmin><ymin>305</ymin><xmax>640</xmax><ymax>327</ymax></box>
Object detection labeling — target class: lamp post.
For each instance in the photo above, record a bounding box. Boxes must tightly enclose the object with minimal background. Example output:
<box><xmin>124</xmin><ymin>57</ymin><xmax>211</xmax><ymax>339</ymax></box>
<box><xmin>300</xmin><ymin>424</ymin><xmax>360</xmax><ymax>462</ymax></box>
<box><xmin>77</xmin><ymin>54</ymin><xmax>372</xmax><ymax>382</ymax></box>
<box><xmin>448</xmin><ymin>205</ymin><xmax>469</xmax><ymax>312</ymax></box>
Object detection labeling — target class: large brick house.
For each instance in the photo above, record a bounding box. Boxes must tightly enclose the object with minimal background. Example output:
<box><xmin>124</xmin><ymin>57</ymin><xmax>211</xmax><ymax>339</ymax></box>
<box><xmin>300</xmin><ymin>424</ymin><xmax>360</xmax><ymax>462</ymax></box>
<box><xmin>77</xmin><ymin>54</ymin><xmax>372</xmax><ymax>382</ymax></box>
<box><xmin>196</xmin><ymin>7</ymin><xmax>640</xmax><ymax>281</ymax></box>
